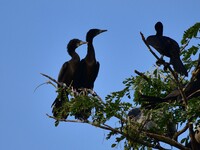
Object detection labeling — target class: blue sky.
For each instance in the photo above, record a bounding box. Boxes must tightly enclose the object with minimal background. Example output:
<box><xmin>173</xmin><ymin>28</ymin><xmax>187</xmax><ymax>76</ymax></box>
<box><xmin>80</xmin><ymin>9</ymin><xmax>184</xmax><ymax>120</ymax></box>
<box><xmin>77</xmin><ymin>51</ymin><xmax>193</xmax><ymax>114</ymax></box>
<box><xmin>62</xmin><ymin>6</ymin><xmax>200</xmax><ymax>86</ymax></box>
<box><xmin>0</xmin><ymin>0</ymin><xmax>199</xmax><ymax>150</ymax></box>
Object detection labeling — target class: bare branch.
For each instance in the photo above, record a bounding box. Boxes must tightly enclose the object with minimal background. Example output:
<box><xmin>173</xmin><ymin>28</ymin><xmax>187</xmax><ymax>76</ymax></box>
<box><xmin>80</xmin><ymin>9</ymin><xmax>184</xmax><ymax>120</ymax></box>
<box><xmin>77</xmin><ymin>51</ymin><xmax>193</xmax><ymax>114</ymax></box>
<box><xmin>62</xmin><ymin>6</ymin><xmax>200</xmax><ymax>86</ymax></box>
<box><xmin>40</xmin><ymin>73</ymin><xmax>63</xmax><ymax>87</ymax></box>
<box><xmin>34</xmin><ymin>81</ymin><xmax>57</xmax><ymax>93</ymax></box>
<box><xmin>180</xmin><ymin>39</ymin><xmax>190</xmax><ymax>52</ymax></box>
<box><xmin>47</xmin><ymin>113</ymin><xmax>122</xmax><ymax>134</ymax></box>
<box><xmin>187</xmin><ymin>89</ymin><xmax>200</xmax><ymax>99</ymax></box>
<box><xmin>140</xmin><ymin>32</ymin><xmax>160</xmax><ymax>60</ymax></box>
<box><xmin>174</xmin><ymin>123</ymin><xmax>189</xmax><ymax>140</ymax></box>
<box><xmin>46</xmin><ymin>114</ymin><xmax>85</xmax><ymax>123</ymax></box>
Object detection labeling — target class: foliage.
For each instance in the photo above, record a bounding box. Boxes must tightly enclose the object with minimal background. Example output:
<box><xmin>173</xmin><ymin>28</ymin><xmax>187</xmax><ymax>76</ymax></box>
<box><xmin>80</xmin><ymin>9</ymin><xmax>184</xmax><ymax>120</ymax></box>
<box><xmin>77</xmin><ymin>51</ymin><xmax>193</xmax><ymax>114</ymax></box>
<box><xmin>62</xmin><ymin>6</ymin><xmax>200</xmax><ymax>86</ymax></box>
<box><xmin>45</xmin><ymin>22</ymin><xmax>200</xmax><ymax>150</ymax></box>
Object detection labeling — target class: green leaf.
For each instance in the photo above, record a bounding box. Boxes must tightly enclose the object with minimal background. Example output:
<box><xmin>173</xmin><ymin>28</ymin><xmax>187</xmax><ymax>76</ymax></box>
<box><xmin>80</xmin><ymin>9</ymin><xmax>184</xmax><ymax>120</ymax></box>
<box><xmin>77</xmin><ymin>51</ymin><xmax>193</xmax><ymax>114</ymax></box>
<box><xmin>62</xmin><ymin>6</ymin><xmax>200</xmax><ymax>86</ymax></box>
<box><xmin>111</xmin><ymin>144</ymin><xmax>117</xmax><ymax>148</ymax></box>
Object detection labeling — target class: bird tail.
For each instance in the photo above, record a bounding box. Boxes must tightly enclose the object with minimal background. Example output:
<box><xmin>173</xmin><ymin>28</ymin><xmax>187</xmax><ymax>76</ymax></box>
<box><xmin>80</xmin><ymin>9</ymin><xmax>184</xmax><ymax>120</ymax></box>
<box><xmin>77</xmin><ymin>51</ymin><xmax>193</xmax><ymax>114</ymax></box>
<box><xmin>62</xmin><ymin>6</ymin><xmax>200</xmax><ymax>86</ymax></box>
<box><xmin>51</xmin><ymin>90</ymin><xmax>69</xmax><ymax>126</ymax></box>
<box><xmin>140</xmin><ymin>95</ymin><xmax>164</xmax><ymax>109</ymax></box>
<box><xmin>170</xmin><ymin>57</ymin><xmax>188</xmax><ymax>76</ymax></box>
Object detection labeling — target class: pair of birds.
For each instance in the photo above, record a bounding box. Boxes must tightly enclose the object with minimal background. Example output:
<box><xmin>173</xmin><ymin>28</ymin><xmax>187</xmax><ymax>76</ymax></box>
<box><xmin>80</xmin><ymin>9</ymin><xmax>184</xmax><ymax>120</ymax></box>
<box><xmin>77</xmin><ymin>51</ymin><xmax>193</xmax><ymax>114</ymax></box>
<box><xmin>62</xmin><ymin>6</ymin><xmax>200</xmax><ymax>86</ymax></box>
<box><xmin>52</xmin><ymin>29</ymin><xmax>107</xmax><ymax>121</ymax></box>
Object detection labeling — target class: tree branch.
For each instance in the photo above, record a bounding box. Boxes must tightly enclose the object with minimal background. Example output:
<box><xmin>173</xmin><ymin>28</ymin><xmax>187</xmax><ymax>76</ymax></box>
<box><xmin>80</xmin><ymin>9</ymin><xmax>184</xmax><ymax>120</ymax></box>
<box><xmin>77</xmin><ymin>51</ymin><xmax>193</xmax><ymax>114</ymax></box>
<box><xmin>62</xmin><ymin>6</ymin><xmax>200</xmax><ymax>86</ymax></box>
<box><xmin>47</xmin><ymin>113</ymin><xmax>167</xmax><ymax>149</ymax></box>
<box><xmin>146</xmin><ymin>132</ymin><xmax>190</xmax><ymax>150</ymax></box>
<box><xmin>140</xmin><ymin>32</ymin><xmax>160</xmax><ymax>60</ymax></box>
<box><xmin>188</xmin><ymin>122</ymin><xmax>196</xmax><ymax>150</ymax></box>
<box><xmin>134</xmin><ymin>70</ymin><xmax>150</xmax><ymax>82</ymax></box>
<box><xmin>40</xmin><ymin>73</ymin><xmax>63</xmax><ymax>87</ymax></box>
<box><xmin>174</xmin><ymin>123</ymin><xmax>189</xmax><ymax>140</ymax></box>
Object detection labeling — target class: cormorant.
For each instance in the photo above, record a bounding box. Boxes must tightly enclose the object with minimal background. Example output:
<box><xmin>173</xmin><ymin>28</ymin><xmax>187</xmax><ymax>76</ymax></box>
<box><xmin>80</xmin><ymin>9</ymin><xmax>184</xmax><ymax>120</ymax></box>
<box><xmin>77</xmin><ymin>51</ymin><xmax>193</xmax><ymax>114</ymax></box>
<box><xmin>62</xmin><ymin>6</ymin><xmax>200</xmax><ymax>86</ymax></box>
<box><xmin>74</xmin><ymin>29</ymin><xmax>107</xmax><ymax>120</ymax></box>
<box><xmin>77</xmin><ymin>28</ymin><xmax>107</xmax><ymax>89</ymax></box>
<box><xmin>52</xmin><ymin>39</ymin><xmax>87</xmax><ymax>121</ymax></box>
<box><xmin>141</xmin><ymin>77</ymin><xmax>200</xmax><ymax>109</ymax></box>
<box><xmin>146</xmin><ymin>22</ymin><xmax>188</xmax><ymax>76</ymax></box>
<box><xmin>140</xmin><ymin>55</ymin><xmax>200</xmax><ymax>109</ymax></box>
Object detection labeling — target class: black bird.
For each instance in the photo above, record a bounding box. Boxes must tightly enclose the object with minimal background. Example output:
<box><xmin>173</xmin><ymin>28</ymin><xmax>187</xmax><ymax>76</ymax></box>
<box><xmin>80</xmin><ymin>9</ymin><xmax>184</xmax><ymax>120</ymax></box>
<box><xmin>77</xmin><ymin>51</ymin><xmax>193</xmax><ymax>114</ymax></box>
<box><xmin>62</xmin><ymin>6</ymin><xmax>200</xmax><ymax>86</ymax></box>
<box><xmin>141</xmin><ymin>54</ymin><xmax>200</xmax><ymax>109</ymax></box>
<box><xmin>52</xmin><ymin>39</ymin><xmax>87</xmax><ymax>122</ymax></box>
<box><xmin>141</xmin><ymin>74</ymin><xmax>200</xmax><ymax>109</ymax></box>
<box><xmin>77</xmin><ymin>29</ymin><xmax>107</xmax><ymax>89</ymax></box>
<box><xmin>74</xmin><ymin>29</ymin><xmax>107</xmax><ymax>120</ymax></box>
<box><xmin>146</xmin><ymin>22</ymin><xmax>188</xmax><ymax>76</ymax></box>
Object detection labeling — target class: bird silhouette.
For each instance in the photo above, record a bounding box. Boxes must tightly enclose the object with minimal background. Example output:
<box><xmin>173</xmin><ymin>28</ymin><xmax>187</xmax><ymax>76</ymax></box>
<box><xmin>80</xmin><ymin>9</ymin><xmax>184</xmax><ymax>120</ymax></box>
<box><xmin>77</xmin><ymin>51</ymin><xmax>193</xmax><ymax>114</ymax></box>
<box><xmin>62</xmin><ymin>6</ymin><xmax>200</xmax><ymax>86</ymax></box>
<box><xmin>52</xmin><ymin>39</ymin><xmax>87</xmax><ymax>123</ymax></box>
<box><xmin>146</xmin><ymin>22</ymin><xmax>188</xmax><ymax>76</ymax></box>
<box><xmin>141</xmin><ymin>54</ymin><xmax>200</xmax><ymax>109</ymax></box>
<box><xmin>74</xmin><ymin>29</ymin><xmax>107</xmax><ymax>120</ymax></box>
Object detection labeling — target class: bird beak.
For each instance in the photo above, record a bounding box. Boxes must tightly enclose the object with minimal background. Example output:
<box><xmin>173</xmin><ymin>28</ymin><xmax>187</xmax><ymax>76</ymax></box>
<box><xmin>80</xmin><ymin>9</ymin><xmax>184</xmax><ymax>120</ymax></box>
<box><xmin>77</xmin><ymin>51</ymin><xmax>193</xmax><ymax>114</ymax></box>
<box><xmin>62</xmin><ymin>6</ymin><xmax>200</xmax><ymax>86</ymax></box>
<box><xmin>80</xmin><ymin>41</ymin><xmax>88</xmax><ymax>45</ymax></box>
<box><xmin>100</xmin><ymin>29</ymin><xmax>107</xmax><ymax>33</ymax></box>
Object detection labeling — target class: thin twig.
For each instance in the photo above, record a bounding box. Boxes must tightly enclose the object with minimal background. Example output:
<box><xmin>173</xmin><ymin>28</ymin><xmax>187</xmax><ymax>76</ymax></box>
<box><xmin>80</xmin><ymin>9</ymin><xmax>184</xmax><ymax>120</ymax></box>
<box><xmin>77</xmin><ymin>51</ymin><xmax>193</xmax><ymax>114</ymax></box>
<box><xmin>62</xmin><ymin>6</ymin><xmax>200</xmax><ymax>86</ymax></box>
<box><xmin>47</xmin><ymin>113</ymin><xmax>122</xmax><ymax>133</ymax></box>
<box><xmin>140</xmin><ymin>32</ymin><xmax>160</xmax><ymax>60</ymax></box>
<box><xmin>134</xmin><ymin>70</ymin><xmax>150</xmax><ymax>82</ymax></box>
<box><xmin>34</xmin><ymin>81</ymin><xmax>56</xmax><ymax>93</ymax></box>
<box><xmin>187</xmin><ymin>89</ymin><xmax>200</xmax><ymax>99</ymax></box>
<box><xmin>40</xmin><ymin>73</ymin><xmax>63</xmax><ymax>87</ymax></box>
<box><xmin>46</xmin><ymin>114</ymin><xmax>85</xmax><ymax>123</ymax></box>
<box><xmin>180</xmin><ymin>39</ymin><xmax>190</xmax><ymax>52</ymax></box>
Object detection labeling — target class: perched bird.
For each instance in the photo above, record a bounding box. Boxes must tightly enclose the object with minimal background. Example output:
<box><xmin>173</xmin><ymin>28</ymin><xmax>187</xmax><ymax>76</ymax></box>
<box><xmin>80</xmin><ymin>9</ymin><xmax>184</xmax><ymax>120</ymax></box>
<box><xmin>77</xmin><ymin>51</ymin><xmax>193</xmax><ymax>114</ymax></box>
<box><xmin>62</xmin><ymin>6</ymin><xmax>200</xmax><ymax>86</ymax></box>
<box><xmin>128</xmin><ymin>107</ymin><xmax>156</xmax><ymax>130</ymax></box>
<box><xmin>52</xmin><ymin>39</ymin><xmax>87</xmax><ymax>122</ymax></box>
<box><xmin>128</xmin><ymin>107</ymin><xmax>177</xmax><ymax>139</ymax></box>
<box><xmin>140</xmin><ymin>55</ymin><xmax>200</xmax><ymax>109</ymax></box>
<box><xmin>75</xmin><ymin>29</ymin><xmax>107</xmax><ymax>89</ymax></box>
<box><xmin>74</xmin><ymin>29</ymin><xmax>107</xmax><ymax>120</ymax></box>
<box><xmin>146</xmin><ymin>22</ymin><xmax>188</xmax><ymax>76</ymax></box>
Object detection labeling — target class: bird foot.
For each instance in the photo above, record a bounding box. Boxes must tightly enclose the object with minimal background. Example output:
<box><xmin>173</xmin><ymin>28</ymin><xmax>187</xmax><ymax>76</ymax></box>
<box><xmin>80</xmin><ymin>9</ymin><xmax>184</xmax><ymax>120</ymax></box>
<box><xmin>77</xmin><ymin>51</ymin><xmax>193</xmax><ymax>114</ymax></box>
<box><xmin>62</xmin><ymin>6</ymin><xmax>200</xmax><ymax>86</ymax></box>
<box><xmin>79</xmin><ymin>88</ymin><xmax>88</xmax><ymax>96</ymax></box>
<box><xmin>72</xmin><ymin>88</ymin><xmax>79</xmax><ymax>96</ymax></box>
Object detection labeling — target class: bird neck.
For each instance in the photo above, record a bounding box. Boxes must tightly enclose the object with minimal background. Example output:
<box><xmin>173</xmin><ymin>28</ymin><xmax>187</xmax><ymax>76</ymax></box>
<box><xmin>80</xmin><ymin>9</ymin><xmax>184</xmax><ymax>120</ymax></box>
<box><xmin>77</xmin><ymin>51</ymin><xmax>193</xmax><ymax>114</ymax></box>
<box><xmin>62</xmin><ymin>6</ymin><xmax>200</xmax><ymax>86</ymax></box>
<box><xmin>156</xmin><ymin>30</ymin><xmax>163</xmax><ymax>36</ymax></box>
<box><xmin>68</xmin><ymin>50</ymin><xmax>80</xmax><ymax>60</ymax></box>
<box><xmin>85</xmin><ymin>42</ymin><xmax>96</xmax><ymax>61</ymax></box>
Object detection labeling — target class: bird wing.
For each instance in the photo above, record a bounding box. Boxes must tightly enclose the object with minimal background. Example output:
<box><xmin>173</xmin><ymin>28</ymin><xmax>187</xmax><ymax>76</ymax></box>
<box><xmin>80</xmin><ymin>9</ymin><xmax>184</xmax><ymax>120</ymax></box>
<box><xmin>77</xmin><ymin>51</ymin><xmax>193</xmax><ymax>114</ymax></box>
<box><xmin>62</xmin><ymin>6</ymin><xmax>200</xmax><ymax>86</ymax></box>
<box><xmin>162</xmin><ymin>36</ymin><xmax>180</xmax><ymax>56</ymax></box>
<box><xmin>93</xmin><ymin>61</ymin><xmax>100</xmax><ymax>82</ymax></box>
<box><xmin>57</xmin><ymin>62</ymin><xmax>69</xmax><ymax>85</ymax></box>
<box><xmin>146</xmin><ymin>36</ymin><xmax>167</xmax><ymax>56</ymax></box>
<box><xmin>79</xmin><ymin>59</ymin><xmax>87</xmax><ymax>86</ymax></box>
<box><xmin>78</xmin><ymin>59</ymin><xmax>100</xmax><ymax>89</ymax></box>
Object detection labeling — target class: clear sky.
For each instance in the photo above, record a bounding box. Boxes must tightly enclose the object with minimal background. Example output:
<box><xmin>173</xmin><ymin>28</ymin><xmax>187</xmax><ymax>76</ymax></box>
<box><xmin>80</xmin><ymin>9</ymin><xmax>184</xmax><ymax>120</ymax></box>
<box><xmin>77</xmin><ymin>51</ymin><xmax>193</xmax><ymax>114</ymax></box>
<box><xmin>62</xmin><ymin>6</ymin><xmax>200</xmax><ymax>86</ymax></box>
<box><xmin>0</xmin><ymin>0</ymin><xmax>199</xmax><ymax>150</ymax></box>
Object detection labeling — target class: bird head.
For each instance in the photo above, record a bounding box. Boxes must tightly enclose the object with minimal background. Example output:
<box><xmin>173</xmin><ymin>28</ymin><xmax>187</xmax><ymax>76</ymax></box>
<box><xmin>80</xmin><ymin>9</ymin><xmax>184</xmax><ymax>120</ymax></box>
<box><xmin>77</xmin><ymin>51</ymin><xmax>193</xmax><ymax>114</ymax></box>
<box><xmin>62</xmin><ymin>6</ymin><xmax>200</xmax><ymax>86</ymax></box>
<box><xmin>155</xmin><ymin>22</ymin><xmax>163</xmax><ymax>36</ymax></box>
<box><xmin>67</xmin><ymin>39</ymin><xmax>87</xmax><ymax>51</ymax></box>
<box><xmin>86</xmin><ymin>29</ymin><xmax>107</xmax><ymax>42</ymax></box>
